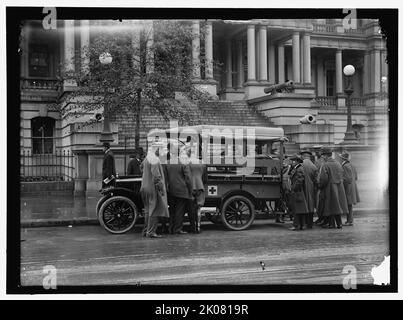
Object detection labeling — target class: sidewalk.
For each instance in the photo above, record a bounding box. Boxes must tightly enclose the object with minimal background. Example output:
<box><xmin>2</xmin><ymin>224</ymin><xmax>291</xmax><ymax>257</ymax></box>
<box><xmin>20</xmin><ymin>192</ymin><xmax>390</xmax><ymax>228</ymax></box>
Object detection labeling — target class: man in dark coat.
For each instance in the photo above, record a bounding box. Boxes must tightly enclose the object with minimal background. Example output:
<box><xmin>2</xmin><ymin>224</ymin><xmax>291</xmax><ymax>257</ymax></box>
<box><xmin>314</xmin><ymin>150</ymin><xmax>326</xmax><ymax>225</ymax></box>
<box><xmin>318</xmin><ymin>147</ymin><xmax>348</xmax><ymax>229</ymax></box>
<box><xmin>288</xmin><ymin>154</ymin><xmax>309</xmax><ymax>231</ymax></box>
<box><xmin>300</xmin><ymin>149</ymin><xmax>318</xmax><ymax>229</ymax></box>
<box><xmin>189</xmin><ymin>154</ymin><xmax>207</xmax><ymax>233</ymax></box>
<box><xmin>165</xmin><ymin>147</ymin><xmax>193</xmax><ymax>234</ymax></box>
<box><xmin>127</xmin><ymin>149</ymin><xmax>142</xmax><ymax>176</ymax></box>
<box><xmin>102</xmin><ymin>142</ymin><xmax>116</xmax><ymax>188</ymax></box>
<box><xmin>339</xmin><ymin>151</ymin><xmax>360</xmax><ymax>226</ymax></box>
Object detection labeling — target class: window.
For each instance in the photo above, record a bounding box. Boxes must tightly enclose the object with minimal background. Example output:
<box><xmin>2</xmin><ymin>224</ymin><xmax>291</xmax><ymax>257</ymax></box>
<box><xmin>32</xmin><ymin>117</ymin><xmax>55</xmax><ymax>154</ymax></box>
<box><xmin>326</xmin><ymin>70</ymin><xmax>335</xmax><ymax>96</ymax></box>
<box><xmin>29</xmin><ymin>45</ymin><xmax>50</xmax><ymax>77</ymax></box>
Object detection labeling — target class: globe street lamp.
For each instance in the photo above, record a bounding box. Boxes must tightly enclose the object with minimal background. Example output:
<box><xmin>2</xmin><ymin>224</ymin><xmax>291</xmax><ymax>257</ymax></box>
<box><xmin>99</xmin><ymin>52</ymin><xmax>114</xmax><ymax>144</ymax></box>
<box><xmin>341</xmin><ymin>64</ymin><xmax>358</xmax><ymax>144</ymax></box>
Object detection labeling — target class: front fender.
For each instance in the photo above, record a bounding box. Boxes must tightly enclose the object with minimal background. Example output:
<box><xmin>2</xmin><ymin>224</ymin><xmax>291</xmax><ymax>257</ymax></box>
<box><xmin>100</xmin><ymin>187</ymin><xmax>143</xmax><ymax>210</ymax></box>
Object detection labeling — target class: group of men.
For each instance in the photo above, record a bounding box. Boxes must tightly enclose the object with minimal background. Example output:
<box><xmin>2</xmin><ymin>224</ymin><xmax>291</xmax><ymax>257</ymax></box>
<box><xmin>138</xmin><ymin>141</ymin><xmax>207</xmax><ymax>238</ymax></box>
<box><xmin>101</xmin><ymin>140</ymin><xmax>360</xmax><ymax>236</ymax></box>
<box><xmin>285</xmin><ymin>146</ymin><xmax>360</xmax><ymax>231</ymax></box>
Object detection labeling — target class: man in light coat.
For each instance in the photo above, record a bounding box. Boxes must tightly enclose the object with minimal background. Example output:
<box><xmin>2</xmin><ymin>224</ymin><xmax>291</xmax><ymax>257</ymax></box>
<box><xmin>318</xmin><ymin>147</ymin><xmax>348</xmax><ymax>229</ymax></box>
<box><xmin>300</xmin><ymin>149</ymin><xmax>318</xmax><ymax>229</ymax></box>
<box><xmin>339</xmin><ymin>151</ymin><xmax>360</xmax><ymax>226</ymax></box>
<box><xmin>140</xmin><ymin>142</ymin><xmax>169</xmax><ymax>238</ymax></box>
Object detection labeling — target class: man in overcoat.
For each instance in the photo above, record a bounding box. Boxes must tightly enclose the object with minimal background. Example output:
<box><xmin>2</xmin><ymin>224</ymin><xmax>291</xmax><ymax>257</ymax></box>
<box><xmin>102</xmin><ymin>142</ymin><xmax>116</xmax><ymax>189</ymax></box>
<box><xmin>318</xmin><ymin>147</ymin><xmax>348</xmax><ymax>229</ymax></box>
<box><xmin>165</xmin><ymin>146</ymin><xmax>193</xmax><ymax>234</ymax></box>
<box><xmin>300</xmin><ymin>149</ymin><xmax>318</xmax><ymax>229</ymax></box>
<box><xmin>140</xmin><ymin>142</ymin><xmax>169</xmax><ymax>238</ymax></box>
<box><xmin>288</xmin><ymin>154</ymin><xmax>309</xmax><ymax>231</ymax></box>
<box><xmin>189</xmin><ymin>153</ymin><xmax>207</xmax><ymax>233</ymax></box>
<box><xmin>339</xmin><ymin>151</ymin><xmax>360</xmax><ymax>226</ymax></box>
<box><xmin>314</xmin><ymin>151</ymin><xmax>326</xmax><ymax>225</ymax></box>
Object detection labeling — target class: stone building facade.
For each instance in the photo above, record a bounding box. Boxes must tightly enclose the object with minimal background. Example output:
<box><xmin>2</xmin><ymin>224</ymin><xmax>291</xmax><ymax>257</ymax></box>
<box><xmin>19</xmin><ymin>19</ymin><xmax>388</xmax><ymax>201</ymax></box>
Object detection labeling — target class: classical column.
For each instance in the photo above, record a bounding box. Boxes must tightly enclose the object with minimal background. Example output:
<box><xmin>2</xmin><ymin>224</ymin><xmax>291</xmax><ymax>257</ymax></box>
<box><xmin>247</xmin><ymin>24</ymin><xmax>256</xmax><ymax>82</ymax></box>
<box><xmin>64</xmin><ymin>20</ymin><xmax>75</xmax><ymax>75</ymax></box>
<box><xmin>303</xmin><ymin>33</ymin><xmax>311</xmax><ymax>84</ymax></box>
<box><xmin>292</xmin><ymin>32</ymin><xmax>300</xmax><ymax>83</ymax></box>
<box><xmin>372</xmin><ymin>49</ymin><xmax>381</xmax><ymax>93</ymax></box>
<box><xmin>258</xmin><ymin>25</ymin><xmax>267</xmax><ymax>82</ymax></box>
<box><xmin>277</xmin><ymin>44</ymin><xmax>285</xmax><ymax>83</ymax></box>
<box><xmin>205</xmin><ymin>21</ymin><xmax>214</xmax><ymax>79</ymax></box>
<box><xmin>316</xmin><ymin>56</ymin><xmax>325</xmax><ymax>96</ymax></box>
<box><xmin>268</xmin><ymin>43</ymin><xmax>275</xmax><ymax>84</ymax></box>
<box><xmin>80</xmin><ymin>20</ymin><xmax>90</xmax><ymax>74</ymax></box>
<box><xmin>335</xmin><ymin>49</ymin><xmax>343</xmax><ymax>95</ymax></box>
<box><xmin>191</xmin><ymin>20</ymin><xmax>201</xmax><ymax>80</ymax></box>
<box><xmin>300</xmin><ymin>35</ymin><xmax>304</xmax><ymax>83</ymax></box>
<box><xmin>363</xmin><ymin>51</ymin><xmax>370</xmax><ymax>95</ymax></box>
<box><xmin>236</xmin><ymin>40</ymin><xmax>244</xmax><ymax>88</ymax></box>
<box><xmin>21</xmin><ymin>23</ymin><xmax>30</xmax><ymax>77</ymax></box>
<box><xmin>225</xmin><ymin>39</ymin><xmax>233</xmax><ymax>89</ymax></box>
<box><xmin>145</xmin><ymin>20</ymin><xmax>154</xmax><ymax>74</ymax></box>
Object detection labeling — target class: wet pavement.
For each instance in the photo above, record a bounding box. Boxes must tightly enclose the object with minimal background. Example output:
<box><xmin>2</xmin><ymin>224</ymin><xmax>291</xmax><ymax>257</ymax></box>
<box><xmin>20</xmin><ymin>210</ymin><xmax>389</xmax><ymax>286</ymax></box>
<box><xmin>20</xmin><ymin>194</ymin><xmax>100</xmax><ymax>226</ymax></box>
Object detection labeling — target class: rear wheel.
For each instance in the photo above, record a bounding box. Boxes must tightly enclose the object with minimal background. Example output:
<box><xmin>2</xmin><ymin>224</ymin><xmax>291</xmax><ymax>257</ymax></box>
<box><xmin>221</xmin><ymin>195</ymin><xmax>255</xmax><ymax>231</ymax></box>
<box><xmin>98</xmin><ymin>196</ymin><xmax>137</xmax><ymax>234</ymax></box>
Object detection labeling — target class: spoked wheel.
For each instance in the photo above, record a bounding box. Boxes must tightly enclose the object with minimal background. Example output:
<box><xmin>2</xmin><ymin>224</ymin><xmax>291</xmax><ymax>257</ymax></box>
<box><xmin>221</xmin><ymin>195</ymin><xmax>255</xmax><ymax>231</ymax></box>
<box><xmin>98</xmin><ymin>196</ymin><xmax>138</xmax><ymax>234</ymax></box>
<box><xmin>96</xmin><ymin>195</ymin><xmax>110</xmax><ymax>217</ymax></box>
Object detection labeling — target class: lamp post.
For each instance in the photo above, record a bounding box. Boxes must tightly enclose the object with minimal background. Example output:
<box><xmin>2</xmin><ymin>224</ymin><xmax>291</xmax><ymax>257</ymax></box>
<box><xmin>341</xmin><ymin>64</ymin><xmax>357</xmax><ymax>144</ymax></box>
<box><xmin>99</xmin><ymin>52</ymin><xmax>115</xmax><ymax>144</ymax></box>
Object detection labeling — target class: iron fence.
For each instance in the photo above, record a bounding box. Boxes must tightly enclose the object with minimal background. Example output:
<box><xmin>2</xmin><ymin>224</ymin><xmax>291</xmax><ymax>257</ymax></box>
<box><xmin>20</xmin><ymin>150</ymin><xmax>75</xmax><ymax>182</ymax></box>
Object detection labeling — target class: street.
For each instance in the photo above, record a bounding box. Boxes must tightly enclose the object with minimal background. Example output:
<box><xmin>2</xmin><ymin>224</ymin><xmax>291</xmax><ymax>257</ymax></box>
<box><xmin>20</xmin><ymin>210</ymin><xmax>389</xmax><ymax>287</ymax></box>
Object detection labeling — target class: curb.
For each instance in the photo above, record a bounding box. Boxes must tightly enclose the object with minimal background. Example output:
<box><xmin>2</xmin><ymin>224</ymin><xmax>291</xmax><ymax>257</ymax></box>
<box><xmin>21</xmin><ymin>218</ymin><xmax>100</xmax><ymax>228</ymax></box>
<box><xmin>21</xmin><ymin>208</ymin><xmax>389</xmax><ymax>228</ymax></box>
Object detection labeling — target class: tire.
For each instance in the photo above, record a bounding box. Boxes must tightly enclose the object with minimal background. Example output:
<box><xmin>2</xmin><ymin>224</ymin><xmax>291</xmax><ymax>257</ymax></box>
<box><xmin>96</xmin><ymin>195</ymin><xmax>110</xmax><ymax>217</ymax></box>
<box><xmin>98</xmin><ymin>196</ymin><xmax>138</xmax><ymax>234</ymax></box>
<box><xmin>221</xmin><ymin>195</ymin><xmax>255</xmax><ymax>231</ymax></box>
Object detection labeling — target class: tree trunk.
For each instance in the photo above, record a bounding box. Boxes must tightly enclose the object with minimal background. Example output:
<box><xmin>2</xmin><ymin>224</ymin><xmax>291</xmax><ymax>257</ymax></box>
<box><xmin>135</xmin><ymin>88</ymin><xmax>142</xmax><ymax>149</ymax></box>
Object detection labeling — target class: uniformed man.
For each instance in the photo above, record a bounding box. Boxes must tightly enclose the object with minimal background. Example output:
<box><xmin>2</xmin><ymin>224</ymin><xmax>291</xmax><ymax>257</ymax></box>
<box><xmin>317</xmin><ymin>147</ymin><xmax>348</xmax><ymax>229</ymax></box>
<box><xmin>288</xmin><ymin>154</ymin><xmax>309</xmax><ymax>231</ymax></box>
<box><xmin>300</xmin><ymin>149</ymin><xmax>318</xmax><ymax>229</ymax></box>
<box><xmin>339</xmin><ymin>151</ymin><xmax>360</xmax><ymax>226</ymax></box>
<box><xmin>102</xmin><ymin>142</ymin><xmax>116</xmax><ymax>189</ymax></box>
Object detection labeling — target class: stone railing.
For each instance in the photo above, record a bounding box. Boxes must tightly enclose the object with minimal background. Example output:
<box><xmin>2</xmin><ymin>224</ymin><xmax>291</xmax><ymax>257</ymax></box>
<box><xmin>313</xmin><ymin>23</ymin><xmax>365</xmax><ymax>36</ymax></box>
<box><xmin>344</xmin><ymin>27</ymin><xmax>365</xmax><ymax>35</ymax></box>
<box><xmin>350</xmin><ymin>97</ymin><xmax>366</xmax><ymax>107</ymax></box>
<box><xmin>312</xmin><ymin>23</ymin><xmax>337</xmax><ymax>33</ymax></box>
<box><xmin>314</xmin><ymin>96</ymin><xmax>336</xmax><ymax>107</ymax></box>
<box><xmin>20</xmin><ymin>78</ymin><xmax>62</xmax><ymax>91</ymax></box>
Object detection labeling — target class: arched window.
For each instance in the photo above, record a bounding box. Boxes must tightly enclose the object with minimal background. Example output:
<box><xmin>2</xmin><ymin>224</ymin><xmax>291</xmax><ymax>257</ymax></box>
<box><xmin>31</xmin><ymin>117</ymin><xmax>55</xmax><ymax>154</ymax></box>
